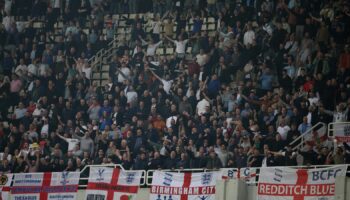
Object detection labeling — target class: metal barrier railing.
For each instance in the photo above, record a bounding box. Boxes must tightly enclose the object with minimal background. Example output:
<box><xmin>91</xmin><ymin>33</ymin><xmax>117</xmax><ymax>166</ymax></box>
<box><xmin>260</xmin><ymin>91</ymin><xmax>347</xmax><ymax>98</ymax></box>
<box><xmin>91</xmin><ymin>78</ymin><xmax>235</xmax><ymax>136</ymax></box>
<box><xmin>2</xmin><ymin>164</ymin><xmax>147</xmax><ymax>188</ymax></box>
<box><xmin>289</xmin><ymin>122</ymin><xmax>327</xmax><ymax>151</ymax></box>
<box><xmin>147</xmin><ymin>164</ymin><xmax>350</xmax><ymax>186</ymax></box>
<box><xmin>328</xmin><ymin>122</ymin><xmax>350</xmax><ymax>138</ymax></box>
<box><xmin>2</xmin><ymin>164</ymin><xmax>349</xmax><ymax>188</ymax></box>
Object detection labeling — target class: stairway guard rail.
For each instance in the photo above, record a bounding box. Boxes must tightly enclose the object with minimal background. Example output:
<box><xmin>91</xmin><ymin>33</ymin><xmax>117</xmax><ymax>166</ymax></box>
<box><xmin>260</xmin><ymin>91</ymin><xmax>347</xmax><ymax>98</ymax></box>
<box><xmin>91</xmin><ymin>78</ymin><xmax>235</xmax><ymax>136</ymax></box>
<box><xmin>289</xmin><ymin>122</ymin><xmax>327</xmax><ymax>151</ymax></box>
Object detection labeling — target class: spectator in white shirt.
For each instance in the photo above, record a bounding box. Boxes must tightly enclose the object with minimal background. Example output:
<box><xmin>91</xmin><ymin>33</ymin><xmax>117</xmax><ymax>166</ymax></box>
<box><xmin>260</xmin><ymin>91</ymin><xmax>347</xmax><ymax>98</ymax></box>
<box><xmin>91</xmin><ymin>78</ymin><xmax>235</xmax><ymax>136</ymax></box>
<box><xmin>117</xmin><ymin>62</ymin><xmax>131</xmax><ymax>83</ymax></box>
<box><xmin>126</xmin><ymin>86</ymin><xmax>138</xmax><ymax>108</ymax></box>
<box><xmin>277</xmin><ymin>119</ymin><xmax>291</xmax><ymax>141</ymax></box>
<box><xmin>27</xmin><ymin>59</ymin><xmax>38</xmax><ymax>76</ymax></box>
<box><xmin>147</xmin><ymin>67</ymin><xmax>173</xmax><ymax>94</ymax></box>
<box><xmin>165</xmin><ymin>34</ymin><xmax>189</xmax><ymax>58</ymax></box>
<box><xmin>243</xmin><ymin>23</ymin><xmax>255</xmax><ymax>46</ymax></box>
<box><xmin>15</xmin><ymin>59</ymin><xmax>28</xmax><ymax>77</ymax></box>
<box><xmin>196</xmin><ymin>49</ymin><xmax>209</xmax><ymax>66</ymax></box>
<box><xmin>140</xmin><ymin>36</ymin><xmax>163</xmax><ymax>57</ymax></box>
<box><xmin>196</xmin><ymin>93</ymin><xmax>210</xmax><ymax>116</ymax></box>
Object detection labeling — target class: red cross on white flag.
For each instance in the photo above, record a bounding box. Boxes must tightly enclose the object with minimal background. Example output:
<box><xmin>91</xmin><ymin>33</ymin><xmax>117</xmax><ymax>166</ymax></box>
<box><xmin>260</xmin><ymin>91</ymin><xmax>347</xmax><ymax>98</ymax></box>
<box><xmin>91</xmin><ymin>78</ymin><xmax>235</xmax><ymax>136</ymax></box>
<box><xmin>11</xmin><ymin>172</ymin><xmax>79</xmax><ymax>200</ymax></box>
<box><xmin>257</xmin><ymin>166</ymin><xmax>347</xmax><ymax>200</ymax></box>
<box><xmin>85</xmin><ymin>167</ymin><xmax>142</xmax><ymax>200</ymax></box>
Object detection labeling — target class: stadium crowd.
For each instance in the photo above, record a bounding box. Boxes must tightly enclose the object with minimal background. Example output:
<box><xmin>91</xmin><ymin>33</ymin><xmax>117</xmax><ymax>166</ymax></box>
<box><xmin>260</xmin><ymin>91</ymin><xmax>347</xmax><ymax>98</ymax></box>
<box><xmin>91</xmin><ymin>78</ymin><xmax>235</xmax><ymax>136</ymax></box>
<box><xmin>0</xmin><ymin>0</ymin><xmax>350</xmax><ymax>174</ymax></box>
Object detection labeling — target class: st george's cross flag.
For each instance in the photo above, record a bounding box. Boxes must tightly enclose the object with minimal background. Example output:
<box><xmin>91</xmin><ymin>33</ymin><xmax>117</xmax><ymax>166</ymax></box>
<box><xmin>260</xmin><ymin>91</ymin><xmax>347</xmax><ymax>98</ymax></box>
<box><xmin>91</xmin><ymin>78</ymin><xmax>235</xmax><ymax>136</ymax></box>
<box><xmin>85</xmin><ymin>167</ymin><xmax>142</xmax><ymax>200</ymax></box>
<box><xmin>0</xmin><ymin>173</ymin><xmax>13</xmax><ymax>200</ymax></box>
<box><xmin>11</xmin><ymin>171</ymin><xmax>80</xmax><ymax>200</ymax></box>
<box><xmin>257</xmin><ymin>166</ymin><xmax>347</xmax><ymax>200</ymax></box>
<box><xmin>149</xmin><ymin>171</ymin><xmax>222</xmax><ymax>200</ymax></box>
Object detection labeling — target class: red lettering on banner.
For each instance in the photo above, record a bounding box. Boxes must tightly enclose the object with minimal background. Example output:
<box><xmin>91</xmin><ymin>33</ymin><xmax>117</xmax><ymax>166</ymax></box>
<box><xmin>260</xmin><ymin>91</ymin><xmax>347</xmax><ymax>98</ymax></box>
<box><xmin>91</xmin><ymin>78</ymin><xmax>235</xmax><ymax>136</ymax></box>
<box><xmin>150</xmin><ymin>186</ymin><xmax>215</xmax><ymax>195</ymax></box>
<box><xmin>258</xmin><ymin>183</ymin><xmax>335</xmax><ymax>196</ymax></box>
<box><xmin>335</xmin><ymin>136</ymin><xmax>350</xmax><ymax>142</ymax></box>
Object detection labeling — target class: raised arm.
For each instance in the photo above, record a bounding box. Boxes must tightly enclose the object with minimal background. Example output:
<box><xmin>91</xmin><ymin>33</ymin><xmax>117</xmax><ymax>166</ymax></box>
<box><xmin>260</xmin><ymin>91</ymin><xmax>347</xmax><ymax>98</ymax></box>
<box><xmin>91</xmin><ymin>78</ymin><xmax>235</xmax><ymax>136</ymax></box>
<box><xmin>161</xmin><ymin>11</ymin><xmax>170</xmax><ymax>21</ymax></box>
<box><xmin>147</xmin><ymin>67</ymin><xmax>162</xmax><ymax>81</ymax></box>
<box><xmin>138</xmin><ymin>35</ymin><xmax>148</xmax><ymax>46</ymax></box>
<box><xmin>116</xmin><ymin>67</ymin><xmax>131</xmax><ymax>81</ymax></box>
<box><xmin>164</xmin><ymin>35</ymin><xmax>175</xmax><ymax>43</ymax></box>
<box><xmin>56</xmin><ymin>132</ymin><xmax>68</xmax><ymax>142</ymax></box>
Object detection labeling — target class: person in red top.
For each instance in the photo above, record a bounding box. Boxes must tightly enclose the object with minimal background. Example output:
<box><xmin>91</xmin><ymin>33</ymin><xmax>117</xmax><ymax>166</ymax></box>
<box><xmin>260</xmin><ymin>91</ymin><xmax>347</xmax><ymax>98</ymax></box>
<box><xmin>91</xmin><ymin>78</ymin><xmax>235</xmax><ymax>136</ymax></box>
<box><xmin>303</xmin><ymin>75</ymin><xmax>314</xmax><ymax>92</ymax></box>
<box><xmin>338</xmin><ymin>45</ymin><xmax>350</xmax><ymax>69</ymax></box>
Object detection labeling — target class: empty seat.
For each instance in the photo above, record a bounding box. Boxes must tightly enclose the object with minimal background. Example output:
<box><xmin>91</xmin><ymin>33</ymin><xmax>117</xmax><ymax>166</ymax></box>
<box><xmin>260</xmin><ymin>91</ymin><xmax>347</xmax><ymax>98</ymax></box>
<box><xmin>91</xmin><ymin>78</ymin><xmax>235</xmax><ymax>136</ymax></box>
<box><xmin>207</xmin><ymin>24</ymin><xmax>215</xmax><ymax>30</ymax></box>
<box><xmin>166</xmin><ymin>48</ymin><xmax>174</xmax><ymax>55</ymax></box>
<box><xmin>102</xmin><ymin>65</ymin><xmax>110</xmax><ymax>72</ymax></box>
<box><xmin>156</xmin><ymin>48</ymin><xmax>164</xmax><ymax>55</ymax></box>
<box><xmin>101</xmin><ymin>72</ymin><xmax>109</xmax><ymax>80</ymax></box>
<box><xmin>92</xmin><ymin>73</ymin><xmax>100</xmax><ymax>79</ymax></box>
<box><xmin>208</xmin><ymin>17</ymin><xmax>215</xmax><ymax>23</ymax></box>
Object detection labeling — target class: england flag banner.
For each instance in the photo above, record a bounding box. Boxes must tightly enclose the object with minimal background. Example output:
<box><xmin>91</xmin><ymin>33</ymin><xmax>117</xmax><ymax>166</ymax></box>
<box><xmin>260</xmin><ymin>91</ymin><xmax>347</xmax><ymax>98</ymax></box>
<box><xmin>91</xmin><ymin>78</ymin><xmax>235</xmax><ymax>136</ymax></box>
<box><xmin>85</xmin><ymin>167</ymin><xmax>142</xmax><ymax>200</ymax></box>
<box><xmin>221</xmin><ymin>168</ymin><xmax>257</xmax><ymax>183</ymax></box>
<box><xmin>257</xmin><ymin>166</ymin><xmax>347</xmax><ymax>200</ymax></box>
<box><xmin>149</xmin><ymin>171</ymin><xmax>221</xmax><ymax>200</ymax></box>
<box><xmin>332</xmin><ymin>123</ymin><xmax>350</xmax><ymax>143</ymax></box>
<box><xmin>0</xmin><ymin>173</ymin><xmax>13</xmax><ymax>200</ymax></box>
<box><xmin>11</xmin><ymin>171</ymin><xmax>80</xmax><ymax>200</ymax></box>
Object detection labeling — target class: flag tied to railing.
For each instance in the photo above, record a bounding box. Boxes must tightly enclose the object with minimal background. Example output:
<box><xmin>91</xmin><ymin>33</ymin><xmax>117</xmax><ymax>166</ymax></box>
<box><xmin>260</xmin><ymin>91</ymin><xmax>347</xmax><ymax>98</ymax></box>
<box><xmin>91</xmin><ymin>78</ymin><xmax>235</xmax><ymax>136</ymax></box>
<box><xmin>149</xmin><ymin>171</ymin><xmax>221</xmax><ymax>200</ymax></box>
<box><xmin>85</xmin><ymin>167</ymin><xmax>142</xmax><ymax>200</ymax></box>
<box><xmin>221</xmin><ymin>167</ymin><xmax>257</xmax><ymax>184</ymax></box>
<box><xmin>11</xmin><ymin>171</ymin><xmax>79</xmax><ymax>200</ymax></box>
<box><xmin>257</xmin><ymin>166</ymin><xmax>347</xmax><ymax>200</ymax></box>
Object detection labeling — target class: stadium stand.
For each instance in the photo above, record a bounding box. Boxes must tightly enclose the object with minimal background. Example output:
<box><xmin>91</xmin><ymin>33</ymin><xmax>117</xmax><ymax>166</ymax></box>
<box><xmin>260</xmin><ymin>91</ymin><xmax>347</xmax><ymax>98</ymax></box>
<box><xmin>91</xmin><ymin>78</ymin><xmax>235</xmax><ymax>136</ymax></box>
<box><xmin>0</xmin><ymin>0</ymin><xmax>350</xmax><ymax>175</ymax></box>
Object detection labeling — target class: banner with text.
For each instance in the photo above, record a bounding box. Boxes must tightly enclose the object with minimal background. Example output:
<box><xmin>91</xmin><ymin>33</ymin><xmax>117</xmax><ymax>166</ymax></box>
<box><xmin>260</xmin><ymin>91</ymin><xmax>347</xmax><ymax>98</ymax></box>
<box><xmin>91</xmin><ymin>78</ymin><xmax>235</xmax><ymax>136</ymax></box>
<box><xmin>221</xmin><ymin>168</ymin><xmax>257</xmax><ymax>183</ymax></box>
<box><xmin>257</xmin><ymin>166</ymin><xmax>347</xmax><ymax>200</ymax></box>
<box><xmin>333</xmin><ymin>123</ymin><xmax>350</xmax><ymax>143</ymax></box>
<box><xmin>0</xmin><ymin>173</ymin><xmax>13</xmax><ymax>200</ymax></box>
<box><xmin>150</xmin><ymin>171</ymin><xmax>221</xmax><ymax>200</ymax></box>
<box><xmin>11</xmin><ymin>171</ymin><xmax>79</xmax><ymax>200</ymax></box>
<box><xmin>85</xmin><ymin>167</ymin><xmax>142</xmax><ymax>200</ymax></box>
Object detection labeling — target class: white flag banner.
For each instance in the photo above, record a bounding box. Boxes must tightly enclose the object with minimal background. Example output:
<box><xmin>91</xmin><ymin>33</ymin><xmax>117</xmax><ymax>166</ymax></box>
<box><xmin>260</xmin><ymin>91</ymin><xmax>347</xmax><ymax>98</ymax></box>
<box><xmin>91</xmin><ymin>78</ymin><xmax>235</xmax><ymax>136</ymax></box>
<box><xmin>257</xmin><ymin>166</ymin><xmax>347</xmax><ymax>200</ymax></box>
<box><xmin>221</xmin><ymin>168</ymin><xmax>257</xmax><ymax>183</ymax></box>
<box><xmin>85</xmin><ymin>167</ymin><xmax>142</xmax><ymax>200</ymax></box>
<box><xmin>149</xmin><ymin>171</ymin><xmax>221</xmax><ymax>200</ymax></box>
<box><xmin>333</xmin><ymin>123</ymin><xmax>350</xmax><ymax>143</ymax></box>
<box><xmin>0</xmin><ymin>173</ymin><xmax>13</xmax><ymax>200</ymax></box>
<box><xmin>304</xmin><ymin>126</ymin><xmax>328</xmax><ymax>146</ymax></box>
<box><xmin>11</xmin><ymin>171</ymin><xmax>80</xmax><ymax>200</ymax></box>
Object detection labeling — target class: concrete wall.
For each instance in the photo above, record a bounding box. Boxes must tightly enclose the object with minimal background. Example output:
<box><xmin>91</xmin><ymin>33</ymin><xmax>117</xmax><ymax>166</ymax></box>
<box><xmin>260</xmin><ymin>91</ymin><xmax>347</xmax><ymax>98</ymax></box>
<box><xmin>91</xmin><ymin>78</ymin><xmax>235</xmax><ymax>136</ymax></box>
<box><xmin>9</xmin><ymin>177</ymin><xmax>350</xmax><ymax>200</ymax></box>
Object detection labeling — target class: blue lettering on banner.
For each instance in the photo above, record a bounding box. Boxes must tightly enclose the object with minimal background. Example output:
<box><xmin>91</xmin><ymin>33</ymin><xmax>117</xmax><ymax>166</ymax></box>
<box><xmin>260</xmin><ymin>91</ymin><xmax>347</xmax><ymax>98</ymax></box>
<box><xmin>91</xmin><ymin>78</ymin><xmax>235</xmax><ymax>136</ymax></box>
<box><xmin>126</xmin><ymin>172</ymin><xmax>136</xmax><ymax>184</ymax></box>
<box><xmin>49</xmin><ymin>194</ymin><xmax>74</xmax><ymax>199</ymax></box>
<box><xmin>14</xmin><ymin>197</ymin><xmax>37</xmax><ymax>200</ymax></box>
<box><xmin>12</xmin><ymin>186</ymin><xmax>41</xmax><ymax>193</ymax></box>
<box><xmin>243</xmin><ymin>168</ymin><xmax>250</xmax><ymax>176</ymax></box>
<box><xmin>201</xmin><ymin>173</ymin><xmax>212</xmax><ymax>185</ymax></box>
<box><xmin>198</xmin><ymin>196</ymin><xmax>209</xmax><ymax>200</ymax></box>
<box><xmin>60</xmin><ymin>171</ymin><xmax>69</xmax><ymax>185</ymax></box>
<box><xmin>162</xmin><ymin>173</ymin><xmax>173</xmax><ymax>186</ymax></box>
<box><xmin>97</xmin><ymin>169</ymin><xmax>105</xmax><ymax>181</ymax></box>
<box><xmin>227</xmin><ymin>170</ymin><xmax>235</xmax><ymax>178</ymax></box>
<box><xmin>24</xmin><ymin>175</ymin><xmax>32</xmax><ymax>179</ymax></box>
<box><xmin>344</xmin><ymin>126</ymin><xmax>350</xmax><ymax>136</ymax></box>
<box><xmin>312</xmin><ymin>169</ymin><xmax>342</xmax><ymax>181</ymax></box>
<box><xmin>273</xmin><ymin>168</ymin><xmax>283</xmax><ymax>182</ymax></box>
<box><xmin>157</xmin><ymin>195</ymin><xmax>173</xmax><ymax>200</ymax></box>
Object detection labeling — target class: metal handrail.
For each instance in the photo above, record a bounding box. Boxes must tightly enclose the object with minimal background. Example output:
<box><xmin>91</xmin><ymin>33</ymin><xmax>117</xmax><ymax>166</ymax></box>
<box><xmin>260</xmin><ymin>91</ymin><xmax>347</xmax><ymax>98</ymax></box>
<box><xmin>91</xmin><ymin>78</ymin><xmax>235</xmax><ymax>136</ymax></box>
<box><xmin>328</xmin><ymin>122</ymin><xmax>350</xmax><ymax>137</ymax></box>
<box><xmin>289</xmin><ymin>122</ymin><xmax>327</xmax><ymax>151</ymax></box>
<box><xmin>4</xmin><ymin>164</ymin><xmax>147</xmax><ymax>188</ymax></box>
<box><xmin>146</xmin><ymin>164</ymin><xmax>350</xmax><ymax>186</ymax></box>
